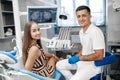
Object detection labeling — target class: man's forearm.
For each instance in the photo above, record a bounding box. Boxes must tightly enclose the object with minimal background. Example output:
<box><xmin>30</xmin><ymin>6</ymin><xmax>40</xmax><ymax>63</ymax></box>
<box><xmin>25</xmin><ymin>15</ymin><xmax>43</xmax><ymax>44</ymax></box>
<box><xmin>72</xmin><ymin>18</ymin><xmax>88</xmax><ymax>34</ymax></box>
<box><xmin>80</xmin><ymin>53</ymin><xmax>99</xmax><ymax>61</ymax></box>
<box><xmin>80</xmin><ymin>52</ymin><xmax>103</xmax><ymax>61</ymax></box>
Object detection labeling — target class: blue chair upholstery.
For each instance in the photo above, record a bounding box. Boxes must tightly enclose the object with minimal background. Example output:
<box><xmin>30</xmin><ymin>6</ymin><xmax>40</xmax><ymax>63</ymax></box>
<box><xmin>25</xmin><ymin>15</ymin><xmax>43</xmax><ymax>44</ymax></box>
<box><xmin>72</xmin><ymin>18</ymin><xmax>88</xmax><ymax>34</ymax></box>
<box><xmin>90</xmin><ymin>52</ymin><xmax>116</xmax><ymax>80</ymax></box>
<box><xmin>14</xmin><ymin>68</ymin><xmax>61</xmax><ymax>80</ymax></box>
<box><xmin>0</xmin><ymin>50</ymin><xmax>61</xmax><ymax>80</ymax></box>
<box><xmin>0</xmin><ymin>50</ymin><xmax>17</xmax><ymax>64</ymax></box>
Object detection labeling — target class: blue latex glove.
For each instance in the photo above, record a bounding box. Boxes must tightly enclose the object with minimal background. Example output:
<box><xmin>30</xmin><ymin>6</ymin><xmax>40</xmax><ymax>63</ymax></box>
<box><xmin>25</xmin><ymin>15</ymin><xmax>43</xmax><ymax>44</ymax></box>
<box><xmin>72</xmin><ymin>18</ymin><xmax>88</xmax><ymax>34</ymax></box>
<box><xmin>68</xmin><ymin>56</ymin><xmax>80</xmax><ymax>64</ymax></box>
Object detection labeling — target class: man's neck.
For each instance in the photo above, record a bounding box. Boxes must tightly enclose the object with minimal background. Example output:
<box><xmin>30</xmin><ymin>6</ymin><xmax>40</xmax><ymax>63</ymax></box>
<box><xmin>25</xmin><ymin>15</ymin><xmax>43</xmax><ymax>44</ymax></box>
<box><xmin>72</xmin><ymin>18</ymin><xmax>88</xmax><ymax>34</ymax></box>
<box><xmin>83</xmin><ymin>23</ymin><xmax>91</xmax><ymax>33</ymax></box>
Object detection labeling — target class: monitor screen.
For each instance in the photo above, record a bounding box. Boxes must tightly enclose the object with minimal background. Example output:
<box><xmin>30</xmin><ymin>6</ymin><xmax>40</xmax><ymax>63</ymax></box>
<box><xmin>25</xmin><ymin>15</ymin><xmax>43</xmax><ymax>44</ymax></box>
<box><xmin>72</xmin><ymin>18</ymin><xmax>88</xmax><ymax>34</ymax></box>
<box><xmin>27</xmin><ymin>6</ymin><xmax>57</xmax><ymax>25</ymax></box>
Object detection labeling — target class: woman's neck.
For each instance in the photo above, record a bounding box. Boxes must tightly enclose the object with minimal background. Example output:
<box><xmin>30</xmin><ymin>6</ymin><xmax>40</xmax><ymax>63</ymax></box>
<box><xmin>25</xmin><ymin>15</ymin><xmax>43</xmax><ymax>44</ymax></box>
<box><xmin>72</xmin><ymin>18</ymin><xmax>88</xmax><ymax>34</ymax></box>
<box><xmin>30</xmin><ymin>40</ymin><xmax>37</xmax><ymax>46</ymax></box>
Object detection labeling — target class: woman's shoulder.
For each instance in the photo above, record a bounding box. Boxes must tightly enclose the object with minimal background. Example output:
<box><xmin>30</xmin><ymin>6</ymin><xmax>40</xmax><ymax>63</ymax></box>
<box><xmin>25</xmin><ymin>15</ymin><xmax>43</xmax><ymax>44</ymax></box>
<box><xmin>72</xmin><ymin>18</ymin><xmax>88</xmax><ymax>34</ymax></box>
<box><xmin>28</xmin><ymin>45</ymin><xmax>41</xmax><ymax>55</ymax></box>
<box><xmin>30</xmin><ymin>45</ymin><xmax>39</xmax><ymax>50</ymax></box>
<box><xmin>29</xmin><ymin>44</ymin><xmax>41</xmax><ymax>50</ymax></box>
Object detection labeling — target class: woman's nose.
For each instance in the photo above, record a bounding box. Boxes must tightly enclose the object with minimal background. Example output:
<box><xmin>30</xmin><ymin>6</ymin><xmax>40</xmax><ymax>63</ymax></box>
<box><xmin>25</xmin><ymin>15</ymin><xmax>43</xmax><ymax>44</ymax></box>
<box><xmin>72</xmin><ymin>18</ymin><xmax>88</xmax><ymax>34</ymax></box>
<box><xmin>37</xmin><ymin>31</ymin><xmax>41</xmax><ymax>34</ymax></box>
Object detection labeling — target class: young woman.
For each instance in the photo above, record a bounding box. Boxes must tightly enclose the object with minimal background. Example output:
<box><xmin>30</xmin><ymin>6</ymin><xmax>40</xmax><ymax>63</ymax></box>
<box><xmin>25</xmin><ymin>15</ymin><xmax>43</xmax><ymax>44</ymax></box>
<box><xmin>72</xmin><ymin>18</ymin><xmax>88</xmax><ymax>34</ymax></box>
<box><xmin>22</xmin><ymin>21</ymin><xmax>59</xmax><ymax>78</ymax></box>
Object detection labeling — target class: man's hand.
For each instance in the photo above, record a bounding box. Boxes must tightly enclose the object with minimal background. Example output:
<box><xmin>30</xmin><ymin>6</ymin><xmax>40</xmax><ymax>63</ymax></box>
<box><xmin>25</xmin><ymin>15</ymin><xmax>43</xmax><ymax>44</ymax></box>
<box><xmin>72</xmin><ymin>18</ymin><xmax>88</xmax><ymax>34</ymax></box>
<box><xmin>68</xmin><ymin>56</ymin><xmax>80</xmax><ymax>64</ymax></box>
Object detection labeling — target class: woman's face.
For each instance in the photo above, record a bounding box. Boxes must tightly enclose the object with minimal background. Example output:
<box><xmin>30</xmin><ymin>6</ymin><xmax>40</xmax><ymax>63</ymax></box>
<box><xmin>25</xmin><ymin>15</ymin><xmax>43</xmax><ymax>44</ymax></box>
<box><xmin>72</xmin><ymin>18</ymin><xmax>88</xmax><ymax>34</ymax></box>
<box><xmin>30</xmin><ymin>23</ymin><xmax>41</xmax><ymax>40</ymax></box>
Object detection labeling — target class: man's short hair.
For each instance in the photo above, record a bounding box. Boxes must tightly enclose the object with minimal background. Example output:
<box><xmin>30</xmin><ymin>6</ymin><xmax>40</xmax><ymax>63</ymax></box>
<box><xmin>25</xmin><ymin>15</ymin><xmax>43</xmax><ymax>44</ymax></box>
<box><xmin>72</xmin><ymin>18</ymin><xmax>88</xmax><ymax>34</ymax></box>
<box><xmin>76</xmin><ymin>5</ymin><xmax>91</xmax><ymax>14</ymax></box>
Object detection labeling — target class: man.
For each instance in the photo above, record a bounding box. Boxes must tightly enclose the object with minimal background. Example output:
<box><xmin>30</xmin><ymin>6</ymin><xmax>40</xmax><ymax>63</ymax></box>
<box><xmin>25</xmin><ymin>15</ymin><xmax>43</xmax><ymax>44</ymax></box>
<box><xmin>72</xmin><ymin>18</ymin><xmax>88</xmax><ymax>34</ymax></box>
<box><xmin>56</xmin><ymin>5</ymin><xmax>105</xmax><ymax>80</ymax></box>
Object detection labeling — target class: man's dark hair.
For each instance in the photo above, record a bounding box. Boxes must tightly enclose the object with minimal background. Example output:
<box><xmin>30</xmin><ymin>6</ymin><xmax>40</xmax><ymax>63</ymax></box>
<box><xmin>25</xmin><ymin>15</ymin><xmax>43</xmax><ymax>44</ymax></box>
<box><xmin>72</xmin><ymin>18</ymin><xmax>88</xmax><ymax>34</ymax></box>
<box><xmin>76</xmin><ymin>5</ymin><xmax>91</xmax><ymax>14</ymax></box>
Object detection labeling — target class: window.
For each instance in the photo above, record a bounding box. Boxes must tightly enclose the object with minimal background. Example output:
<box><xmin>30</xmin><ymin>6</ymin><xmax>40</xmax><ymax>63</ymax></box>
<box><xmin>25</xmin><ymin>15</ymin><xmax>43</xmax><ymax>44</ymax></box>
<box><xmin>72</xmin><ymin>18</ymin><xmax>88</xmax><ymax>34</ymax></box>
<box><xmin>89</xmin><ymin>0</ymin><xmax>106</xmax><ymax>26</ymax></box>
<box><xmin>75</xmin><ymin>0</ymin><xmax>86</xmax><ymax>8</ymax></box>
<box><xmin>57</xmin><ymin>0</ymin><xmax>106</xmax><ymax>26</ymax></box>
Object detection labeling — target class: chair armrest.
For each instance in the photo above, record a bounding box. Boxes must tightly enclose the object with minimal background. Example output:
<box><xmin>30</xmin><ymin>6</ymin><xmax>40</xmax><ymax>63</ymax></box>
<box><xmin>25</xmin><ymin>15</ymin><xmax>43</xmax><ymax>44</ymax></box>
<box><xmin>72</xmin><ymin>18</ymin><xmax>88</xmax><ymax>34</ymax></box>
<box><xmin>14</xmin><ymin>68</ymin><xmax>61</xmax><ymax>80</ymax></box>
<box><xmin>14</xmin><ymin>68</ymin><xmax>56</xmax><ymax>80</ymax></box>
<box><xmin>0</xmin><ymin>50</ymin><xmax>17</xmax><ymax>64</ymax></box>
<box><xmin>53</xmin><ymin>69</ymin><xmax>61</xmax><ymax>79</ymax></box>
<box><xmin>94</xmin><ymin>52</ymin><xmax>116</xmax><ymax>66</ymax></box>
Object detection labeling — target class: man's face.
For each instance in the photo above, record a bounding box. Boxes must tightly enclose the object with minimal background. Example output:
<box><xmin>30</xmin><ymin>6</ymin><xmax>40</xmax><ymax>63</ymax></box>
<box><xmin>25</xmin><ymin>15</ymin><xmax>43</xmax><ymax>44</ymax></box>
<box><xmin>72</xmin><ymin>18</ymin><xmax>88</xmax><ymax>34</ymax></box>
<box><xmin>76</xmin><ymin>9</ymin><xmax>91</xmax><ymax>28</ymax></box>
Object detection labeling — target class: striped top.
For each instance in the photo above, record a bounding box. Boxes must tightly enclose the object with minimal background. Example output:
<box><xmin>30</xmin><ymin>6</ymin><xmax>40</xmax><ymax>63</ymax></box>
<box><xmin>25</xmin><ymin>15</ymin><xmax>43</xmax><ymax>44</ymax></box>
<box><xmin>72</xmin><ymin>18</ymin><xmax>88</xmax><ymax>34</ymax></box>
<box><xmin>30</xmin><ymin>44</ymin><xmax>54</xmax><ymax>77</ymax></box>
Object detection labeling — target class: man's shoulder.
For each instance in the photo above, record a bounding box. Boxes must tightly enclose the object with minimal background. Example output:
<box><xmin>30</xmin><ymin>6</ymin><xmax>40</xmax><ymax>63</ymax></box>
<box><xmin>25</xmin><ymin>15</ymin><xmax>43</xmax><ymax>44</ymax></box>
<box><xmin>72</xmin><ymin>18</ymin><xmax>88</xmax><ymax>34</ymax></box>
<box><xmin>91</xmin><ymin>24</ymin><xmax>102</xmax><ymax>31</ymax></box>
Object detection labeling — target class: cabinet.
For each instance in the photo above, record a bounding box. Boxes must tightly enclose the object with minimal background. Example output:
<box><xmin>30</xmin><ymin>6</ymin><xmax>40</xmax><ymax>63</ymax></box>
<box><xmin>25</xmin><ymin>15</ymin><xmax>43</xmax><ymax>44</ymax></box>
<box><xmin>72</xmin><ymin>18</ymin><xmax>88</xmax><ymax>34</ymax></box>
<box><xmin>107</xmin><ymin>42</ymin><xmax>120</xmax><ymax>77</ymax></box>
<box><xmin>0</xmin><ymin>0</ymin><xmax>15</xmax><ymax>38</ymax></box>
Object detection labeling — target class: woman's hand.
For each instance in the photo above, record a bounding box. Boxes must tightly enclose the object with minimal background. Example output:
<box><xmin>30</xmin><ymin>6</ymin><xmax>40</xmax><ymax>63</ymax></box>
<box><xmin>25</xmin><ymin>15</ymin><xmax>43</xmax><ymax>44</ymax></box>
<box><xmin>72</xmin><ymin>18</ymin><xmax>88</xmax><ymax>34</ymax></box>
<box><xmin>44</xmin><ymin>52</ymin><xmax>60</xmax><ymax>61</ymax></box>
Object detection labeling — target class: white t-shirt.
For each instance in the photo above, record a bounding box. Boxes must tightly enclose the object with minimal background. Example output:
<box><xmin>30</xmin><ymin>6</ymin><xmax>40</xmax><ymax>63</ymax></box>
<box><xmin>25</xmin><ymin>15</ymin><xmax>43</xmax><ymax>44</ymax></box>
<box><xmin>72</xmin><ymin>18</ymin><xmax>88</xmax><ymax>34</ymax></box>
<box><xmin>79</xmin><ymin>24</ymin><xmax>105</xmax><ymax>55</ymax></box>
<box><xmin>78</xmin><ymin>24</ymin><xmax>105</xmax><ymax>74</ymax></box>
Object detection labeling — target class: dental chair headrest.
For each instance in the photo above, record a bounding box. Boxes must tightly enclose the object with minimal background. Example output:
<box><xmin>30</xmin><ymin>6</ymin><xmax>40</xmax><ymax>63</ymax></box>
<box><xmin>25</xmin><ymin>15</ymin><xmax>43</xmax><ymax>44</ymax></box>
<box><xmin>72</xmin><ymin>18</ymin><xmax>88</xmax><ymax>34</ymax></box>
<box><xmin>0</xmin><ymin>50</ymin><xmax>17</xmax><ymax>64</ymax></box>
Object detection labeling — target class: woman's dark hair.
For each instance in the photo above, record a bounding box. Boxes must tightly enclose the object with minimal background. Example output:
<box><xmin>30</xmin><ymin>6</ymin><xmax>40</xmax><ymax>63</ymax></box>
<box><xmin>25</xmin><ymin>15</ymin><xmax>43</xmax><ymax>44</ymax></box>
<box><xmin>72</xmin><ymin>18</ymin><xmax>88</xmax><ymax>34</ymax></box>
<box><xmin>76</xmin><ymin>5</ymin><xmax>91</xmax><ymax>14</ymax></box>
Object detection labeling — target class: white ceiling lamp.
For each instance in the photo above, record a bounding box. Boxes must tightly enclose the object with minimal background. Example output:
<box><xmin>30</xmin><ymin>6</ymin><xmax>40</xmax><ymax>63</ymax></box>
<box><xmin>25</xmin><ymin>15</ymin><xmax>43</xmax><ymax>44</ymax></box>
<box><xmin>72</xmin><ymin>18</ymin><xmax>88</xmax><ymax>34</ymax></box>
<box><xmin>59</xmin><ymin>7</ymin><xmax>68</xmax><ymax>20</ymax></box>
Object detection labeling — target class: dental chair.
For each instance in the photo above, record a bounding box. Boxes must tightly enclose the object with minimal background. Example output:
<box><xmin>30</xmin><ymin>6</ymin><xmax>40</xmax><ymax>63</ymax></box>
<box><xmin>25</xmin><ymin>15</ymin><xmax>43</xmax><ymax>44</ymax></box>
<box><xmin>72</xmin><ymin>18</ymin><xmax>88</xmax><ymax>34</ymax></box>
<box><xmin>90</xmin><ymin>51</ymin><xmax>116</xmax><ymax>80</ymax></box>
<box><xmin>0</xmin><ymin>50</ymin><xmax>61</xmax><ymax>80</ymax></box>
<box><xmin>0</xmin><ymin>51</ymin><xmax>116</xmax><ymax>80</ymax></box>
